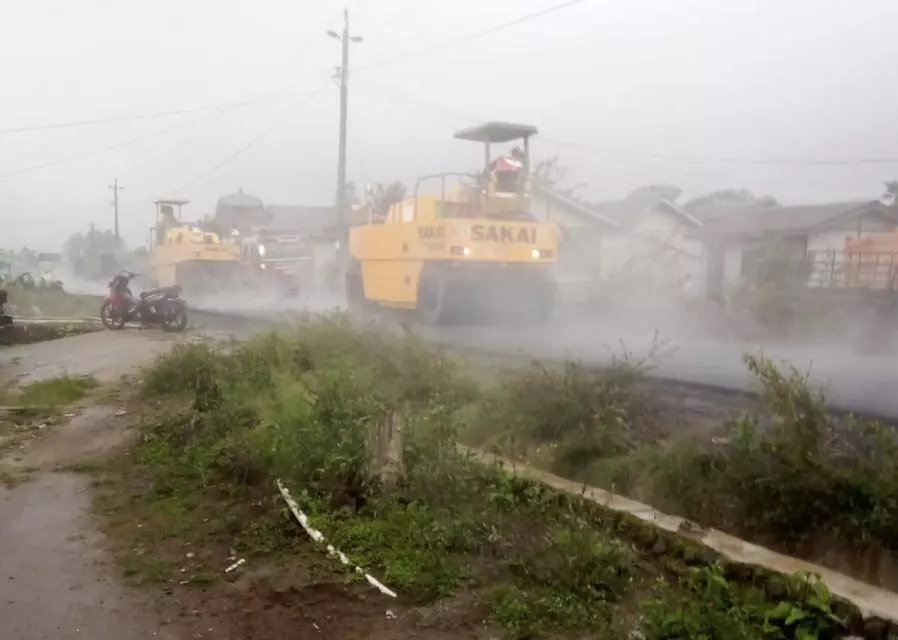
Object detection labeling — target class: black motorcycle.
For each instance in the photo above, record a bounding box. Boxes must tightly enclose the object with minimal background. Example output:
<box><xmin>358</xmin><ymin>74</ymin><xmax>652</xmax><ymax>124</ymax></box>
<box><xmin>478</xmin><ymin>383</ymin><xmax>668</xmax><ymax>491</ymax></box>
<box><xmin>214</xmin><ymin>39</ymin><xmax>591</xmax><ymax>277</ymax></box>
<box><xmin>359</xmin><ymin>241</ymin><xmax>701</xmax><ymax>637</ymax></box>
<box><xmin>100</xmin><ymin>271</ymin><xmax>188</xmax><ymax>332</ymax></box>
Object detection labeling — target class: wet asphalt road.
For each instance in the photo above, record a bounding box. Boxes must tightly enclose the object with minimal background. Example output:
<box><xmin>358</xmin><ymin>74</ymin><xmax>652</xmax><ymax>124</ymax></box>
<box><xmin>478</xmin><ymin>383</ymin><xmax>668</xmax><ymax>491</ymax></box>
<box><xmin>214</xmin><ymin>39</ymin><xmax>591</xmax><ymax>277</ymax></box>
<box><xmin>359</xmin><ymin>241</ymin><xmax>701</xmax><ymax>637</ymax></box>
<box><xmin>189</xmin><ymin>300</ymin><xmax>898</xmax><ymax>420</ymax></box>
<box><xmin>423</xmin><ymin>320</ymin><xmax>898</xmax><ymax>419</ymax></box>
<box><xmin>0</xmin><ymin>475</ymin><xmax>186</xmax><ymax>640</ymax></box>
<box><xmin>0</xmin><ymin>328</ymin><xmax>237</xmax><ymax>640</ymax></box>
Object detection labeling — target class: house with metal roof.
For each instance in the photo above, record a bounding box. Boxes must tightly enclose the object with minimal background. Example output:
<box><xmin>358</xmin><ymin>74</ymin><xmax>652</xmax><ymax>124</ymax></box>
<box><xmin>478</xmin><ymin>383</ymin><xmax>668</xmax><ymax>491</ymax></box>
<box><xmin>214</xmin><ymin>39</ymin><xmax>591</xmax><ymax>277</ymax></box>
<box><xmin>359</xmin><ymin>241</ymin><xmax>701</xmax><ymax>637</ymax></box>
<box><xmin>532</xmin><ymin>183</ymin><xmax>705</xmax><ymax>292</ymax></box>
<box><xmin>692</xmin><ymin>199</ymin><xmax>898</xmax><ymax>299</ymax></box>
<box><xmin>265</xmin><ymin>205</ymin><xmax>337</xmax><ymax>238</ymax></box>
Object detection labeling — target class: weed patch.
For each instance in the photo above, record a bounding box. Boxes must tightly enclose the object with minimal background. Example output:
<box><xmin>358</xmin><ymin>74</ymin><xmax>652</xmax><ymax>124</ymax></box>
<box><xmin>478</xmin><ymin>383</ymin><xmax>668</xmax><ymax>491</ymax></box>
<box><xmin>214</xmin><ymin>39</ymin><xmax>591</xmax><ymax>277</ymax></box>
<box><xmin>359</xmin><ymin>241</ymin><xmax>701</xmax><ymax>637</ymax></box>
<box><xmin>466</xmin><ymin>355</ymin><xmax>661</xmax><ymax>477</ymax></box>
<box><xmin>95</xmin><ymin>314</ymin><xmax>859</xmax><ymax>637</ymax></box>
<box><xmin>617</xmin><ymin>355</ymin><xmax>898</xmax><ymax>557</ymax></box>
<box><xmin>475</xmin><ymin>346</ymin><xmax>898</xmax><ymax>589</ymax></box>
<box><xmin>0</xmin><ymin>375</ymin><xmax>98</xmax><ymax>408</ymax></box>
<box><xmin>641</xmin><ymin>565</ymin><xmax>846</xmax><ymax>640</ymax></box>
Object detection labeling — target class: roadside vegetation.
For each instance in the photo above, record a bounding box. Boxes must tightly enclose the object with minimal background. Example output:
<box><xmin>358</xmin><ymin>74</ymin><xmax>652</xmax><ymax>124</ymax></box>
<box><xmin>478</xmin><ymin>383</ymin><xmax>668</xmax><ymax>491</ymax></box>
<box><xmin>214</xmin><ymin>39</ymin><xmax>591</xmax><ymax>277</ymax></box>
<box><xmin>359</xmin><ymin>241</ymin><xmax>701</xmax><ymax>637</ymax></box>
<box><xmin>1</xmin><ymin>283</ymin><xmax>101</xmax><ymax>319</ymax></box>
<box><xmin>0</xmin><ymin>374</ymin><xmax>98</xmax><ymax>413</ymax></box>
<box><xmin>0</xmin><ymin>322</ymin><xmax>99</xmax><ymax>347</ymax></box>
<box><xmin>0</xmin><ymin>374</ymin><xmax>99</xmax><ymax>458</ymax></box>
<box><xmin>0</xmin><ymin>283</ymin><xmax>101</xmax><ymax>346</ymax></box>
<box><xmin>92</xmin><ymin>313</ymin><xmax>872</xmax><ymax>638</ymax></box>
<box><xmin>467</xmin><ymin>347</ymin><xmax>898</xmax><ymax>590</ymax></box>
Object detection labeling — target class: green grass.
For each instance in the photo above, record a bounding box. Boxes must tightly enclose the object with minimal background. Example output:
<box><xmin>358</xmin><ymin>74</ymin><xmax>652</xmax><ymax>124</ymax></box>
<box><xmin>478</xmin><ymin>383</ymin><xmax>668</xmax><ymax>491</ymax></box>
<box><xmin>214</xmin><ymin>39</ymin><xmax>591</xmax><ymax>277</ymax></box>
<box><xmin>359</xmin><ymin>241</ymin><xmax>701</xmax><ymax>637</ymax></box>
<box><xmin>97</xmin><ymin>312</ymin><xmax>858</xmax><ymax>638</ymax></box>
<box><xmin>0</xmin><ymin>375</ymin><xmax>98</xmax><ymax>408</ymax></box>
<box><xmin>463</xmin><ymin>348</ymin><xmax>898</xmax><ymax>566</ymax></box>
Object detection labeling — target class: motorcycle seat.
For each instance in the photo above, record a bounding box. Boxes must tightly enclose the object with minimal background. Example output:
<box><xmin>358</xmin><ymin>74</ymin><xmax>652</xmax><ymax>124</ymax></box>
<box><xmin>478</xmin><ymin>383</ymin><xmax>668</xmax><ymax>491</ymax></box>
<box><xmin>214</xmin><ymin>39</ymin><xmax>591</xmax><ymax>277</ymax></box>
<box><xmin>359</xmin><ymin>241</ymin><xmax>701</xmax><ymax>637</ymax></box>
<box><xmin>140</xmin><ymin>285</ymin><xmax>182</xmax><ymax>299</ymax></box>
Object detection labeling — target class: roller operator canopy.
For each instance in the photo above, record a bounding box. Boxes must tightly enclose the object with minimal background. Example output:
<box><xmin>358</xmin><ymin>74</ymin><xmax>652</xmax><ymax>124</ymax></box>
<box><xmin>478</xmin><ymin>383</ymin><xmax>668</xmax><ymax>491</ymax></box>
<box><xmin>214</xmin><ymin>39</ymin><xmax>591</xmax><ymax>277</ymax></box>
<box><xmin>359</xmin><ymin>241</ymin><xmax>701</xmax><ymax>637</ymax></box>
<box><xmin>453</xmin><ymin>122</ymin><xmax>539</xmax><ymax>144</ymax></box>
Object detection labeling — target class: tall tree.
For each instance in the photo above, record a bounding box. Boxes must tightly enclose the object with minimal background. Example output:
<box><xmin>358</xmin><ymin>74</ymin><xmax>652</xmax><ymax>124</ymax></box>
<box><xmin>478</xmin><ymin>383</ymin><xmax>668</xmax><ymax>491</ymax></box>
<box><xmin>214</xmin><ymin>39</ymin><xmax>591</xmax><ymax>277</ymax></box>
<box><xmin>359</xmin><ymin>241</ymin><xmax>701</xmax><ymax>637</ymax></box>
<box><xmin>364</xmin><ymin>181</ymin><xmax>407</xmax><ymax>222</ymax></box>
<box><xmin>532</xmin><ymin>157</ymin><xmax>568</xmax><ymax>190</ymax></box>
<box><xmin>344</xmin><ymin>181</ymin><xmax>360</xmax><ymax>206</ymax></box>
<box><xmin>884</xmin><ymin>181</ymin><xmax>898</xmax><ymax>206</ymax></box>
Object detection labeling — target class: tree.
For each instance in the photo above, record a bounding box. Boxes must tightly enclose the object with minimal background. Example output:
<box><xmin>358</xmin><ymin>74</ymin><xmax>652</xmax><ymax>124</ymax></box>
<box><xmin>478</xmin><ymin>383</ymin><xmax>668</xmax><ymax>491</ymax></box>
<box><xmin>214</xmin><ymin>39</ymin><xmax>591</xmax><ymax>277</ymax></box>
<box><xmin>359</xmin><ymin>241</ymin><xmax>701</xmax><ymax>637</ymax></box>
<box><xmin>344</xmin><ymin>181</ymin><xmax>360</xmax><ymax>206</ymax></box>
<box><xmin>62</xmin><ymin>225</ymin><xmax>126</xmax><ymax>279</ymax></box>
<box><xmin>532</xmin><ymin>157</ymin><xmax>568</xmax><ymax>189</ymax></box>
<box><xmin>884</xmin><ymin>181</ymin><xmax>898</xmax><ymax>206</ymax></box>
<box><xmin>684</xmin><ymin>188</ymin><xmax>779</xmax><ymax>211</ymax></box>
<box><xmin>365</xmin><ymin>181</ymin><xmax>407</xmax><ymax>222</ymax></box>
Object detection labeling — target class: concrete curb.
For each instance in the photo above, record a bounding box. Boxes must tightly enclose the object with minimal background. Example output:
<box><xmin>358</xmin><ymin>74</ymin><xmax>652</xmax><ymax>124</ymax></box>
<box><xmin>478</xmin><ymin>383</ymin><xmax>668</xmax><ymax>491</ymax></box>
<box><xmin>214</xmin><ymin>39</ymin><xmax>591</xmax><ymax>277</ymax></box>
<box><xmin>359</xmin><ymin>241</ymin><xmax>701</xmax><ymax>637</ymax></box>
<box><xmin>466</xmin><ymin>447</ymin><xmax>898</xmax><ymax>636</ymax></box>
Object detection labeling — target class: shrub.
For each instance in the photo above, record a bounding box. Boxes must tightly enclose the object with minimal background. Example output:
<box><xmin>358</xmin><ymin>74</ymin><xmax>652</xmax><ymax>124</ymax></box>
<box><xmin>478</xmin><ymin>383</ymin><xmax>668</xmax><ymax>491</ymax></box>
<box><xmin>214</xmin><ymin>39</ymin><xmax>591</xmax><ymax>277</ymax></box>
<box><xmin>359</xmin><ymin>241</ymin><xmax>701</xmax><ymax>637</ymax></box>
<box><xmin>624</xmin><ymin>354</ymin><xmax>898</xmax><ymax>553</ymax></box>
<box><xmin>139</xmin><ymin>313</ymin><xmax>476</xmax><ymax>507</ymax></box>
<box><xmin>641</xmin><ymin>566</ymin><xmax>846</xmax><ymax>640</ymax></box>
<box><xmin>470</xmin><ymin>358</ymin><xmax>649</xmax><ymax>475</ymax></box>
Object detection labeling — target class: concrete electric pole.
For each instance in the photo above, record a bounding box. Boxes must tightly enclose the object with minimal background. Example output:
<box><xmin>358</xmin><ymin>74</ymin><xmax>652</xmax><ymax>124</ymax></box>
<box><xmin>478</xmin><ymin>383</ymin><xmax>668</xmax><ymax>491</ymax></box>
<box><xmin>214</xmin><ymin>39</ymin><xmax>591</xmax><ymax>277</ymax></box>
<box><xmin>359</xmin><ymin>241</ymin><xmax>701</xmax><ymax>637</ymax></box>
<box><xmin>328</xmin><ymin>9</ymin><xmax>362</xmax><ymax>275</ymax></box>
<box><xmin>108</xmin><ymin>178</ymin><xmax>125</xmax><ymax>246</ymax></box>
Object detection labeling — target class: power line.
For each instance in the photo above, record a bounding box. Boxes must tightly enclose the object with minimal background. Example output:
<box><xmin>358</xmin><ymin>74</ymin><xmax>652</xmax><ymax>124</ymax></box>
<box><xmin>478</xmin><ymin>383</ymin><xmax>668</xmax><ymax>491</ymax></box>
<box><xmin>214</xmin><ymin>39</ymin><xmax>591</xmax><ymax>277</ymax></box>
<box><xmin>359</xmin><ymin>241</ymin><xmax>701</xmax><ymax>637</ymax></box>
<box><xmin>362</xmin><ymin>77</ymin><xmax>898</xmax><ymax>168</ymax></box>
<box><xmin>0</xmin><ymin>82</ymin><xmax>326</xmax><ymax>179</ymax></box>
<box><xmin>354</xmin><ymin>0</ymin><xmax>592</xmax><ymax>73</ymax></box>
<box><xmin>167</xmin><ymin>81</ymin><xmax>333</xmax><ymax>194</ymax></box>
<box><xmin>356</xmin><ymin>76</ymin><xmax>479</xmax><ymax>125</ymax></box>
<box><xmin>0</xmin><ymin>92</ymin><xmax>294</xmax><ymax>135</ymax></box>
<box><xmin>0</xmin><ymin>108</ymin><xmax>232</xmax><ymax>178</ymax></box>
<box><xmin>538</xmin><ymin>137</ymin><xmax>898</xmax><ymax>167</ymax></box>
<box><xmin>0</xmin><ymin>10</ymin><xmax>344</xmax><ymax>136</ymax></box>
<box><xmin>358</xmin><ymin>79</ymin><xmax>674</xmax><ymax>180</ymax></box>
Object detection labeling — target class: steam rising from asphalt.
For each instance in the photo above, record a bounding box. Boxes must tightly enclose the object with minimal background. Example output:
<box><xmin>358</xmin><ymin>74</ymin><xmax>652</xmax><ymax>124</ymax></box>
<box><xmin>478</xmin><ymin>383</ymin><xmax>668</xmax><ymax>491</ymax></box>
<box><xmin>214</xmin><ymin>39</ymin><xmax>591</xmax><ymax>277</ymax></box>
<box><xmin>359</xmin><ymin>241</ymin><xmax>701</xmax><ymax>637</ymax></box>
<box><xmin>182</xmin><ymin>277</ymin><xmax>898</xmax><ymax>420</ymax></box>
<box><xmin>55</xmin><ymin>267</ymin><xmax>898</xmax><ymax>420</ymax></box>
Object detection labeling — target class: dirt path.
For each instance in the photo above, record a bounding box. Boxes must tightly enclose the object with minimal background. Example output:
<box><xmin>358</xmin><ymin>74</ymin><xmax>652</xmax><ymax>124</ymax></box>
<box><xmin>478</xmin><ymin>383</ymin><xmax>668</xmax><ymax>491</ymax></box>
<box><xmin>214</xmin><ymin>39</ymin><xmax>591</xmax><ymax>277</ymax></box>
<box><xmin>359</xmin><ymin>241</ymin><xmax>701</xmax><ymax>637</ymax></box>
<box><xmin>0</xmin><ymin>329</ymin><xmax>213</xmax><ymax>385</ymax></box>
<box><xmin>0</xmin><ymin>331</ymin><xmax>222</xmax><ymax>639</ymax></box>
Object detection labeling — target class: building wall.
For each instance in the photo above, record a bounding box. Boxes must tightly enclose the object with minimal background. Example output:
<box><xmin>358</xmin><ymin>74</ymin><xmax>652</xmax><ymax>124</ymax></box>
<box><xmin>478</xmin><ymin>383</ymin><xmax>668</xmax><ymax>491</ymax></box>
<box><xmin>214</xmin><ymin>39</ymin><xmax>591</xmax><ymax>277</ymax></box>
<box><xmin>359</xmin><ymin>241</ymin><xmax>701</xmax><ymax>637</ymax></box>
<box><xmin>601</xmin><ymin>208</ymin><xmax>702</xmax><ymax>288</ymax></box>
<box><xmin>532</xmin><ymin>193</ymin><xmax>608</xmax><ymax>282</ymax></box>
<box><xmin>700</xmin><ymin>213</ymin><xmax>898</xmax><ymax>298</ymax></box>
<box><xmin>807</xmin><ymin>214</ymin><xmax>895</xmax><ymax>255</ymax></box>
<box><xmin>533</xmin><ymin>193</ymin><xmax>703</xmax><ymax>289</ymax></box>
<box><xmin>632</xmin><ymin>208</ymin><xmax>702</xmax><ymax>257</ymax></box>
<box><xmin>722</xmin><ymin>244</ymin><xmax>744</xmax><ymax>289</ymax></box>
<box><xmin>631</xmin><ymin>208</ymin><xmax>680</xmax><ymax>236</ymax></box>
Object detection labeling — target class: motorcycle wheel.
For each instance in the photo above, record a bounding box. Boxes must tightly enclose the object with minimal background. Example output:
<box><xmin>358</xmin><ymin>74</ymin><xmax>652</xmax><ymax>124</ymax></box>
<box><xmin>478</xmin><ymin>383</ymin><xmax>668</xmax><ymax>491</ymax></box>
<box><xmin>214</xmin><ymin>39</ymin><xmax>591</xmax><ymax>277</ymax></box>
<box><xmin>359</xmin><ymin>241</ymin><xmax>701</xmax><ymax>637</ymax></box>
<box><xmin>162</xmin><ymin>303</ymin><xmax>188</xmax><ymax>333</ymax></box>
<box><xmin>100</xmin><ymin>301</ymin><xmax>126</xmax><ymax>330</ymax></box>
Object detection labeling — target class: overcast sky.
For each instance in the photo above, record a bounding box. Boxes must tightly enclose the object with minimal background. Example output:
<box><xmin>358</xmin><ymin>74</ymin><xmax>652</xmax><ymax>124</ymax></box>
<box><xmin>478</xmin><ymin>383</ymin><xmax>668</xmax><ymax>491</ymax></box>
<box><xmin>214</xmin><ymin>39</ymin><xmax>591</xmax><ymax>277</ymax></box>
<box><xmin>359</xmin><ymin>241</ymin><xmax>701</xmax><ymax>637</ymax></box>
<box><xmin>1</xmin><ymin>0</ymin><xmax>897</xmax><ymax>249</ymax></box>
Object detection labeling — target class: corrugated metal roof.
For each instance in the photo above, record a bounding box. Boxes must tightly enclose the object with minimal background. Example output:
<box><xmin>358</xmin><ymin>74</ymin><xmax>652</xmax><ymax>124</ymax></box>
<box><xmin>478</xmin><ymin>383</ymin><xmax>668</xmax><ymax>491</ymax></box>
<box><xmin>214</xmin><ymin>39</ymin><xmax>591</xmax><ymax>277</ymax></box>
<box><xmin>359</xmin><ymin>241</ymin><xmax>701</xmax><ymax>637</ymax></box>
<box><xmin>217</xmin><ymin>192</ymin><xmax>264</xmax><ymax>208</ymax></box>
<box><xmin>538</xmin><ymin>184</ymin><xmax>703</xmax><ymax>229</ymax></box>
<box><xmin>686</xmin><ymin>201</ymin><xmax>775</xmax><ymax>224</ymax></box>
<box><xmin>265</xmin><ymin>205</ymin><xmax>336</xmax><ymax>233</ymax></box>
<box><xmin>533</xmin><ymin>185</ymin><xmax>620</xmax><ymax>228</ymax></box>
<box><xmin>694</xmin><ymin>201</ymin><xmax>891</xmax><ymax>237</ymax></box>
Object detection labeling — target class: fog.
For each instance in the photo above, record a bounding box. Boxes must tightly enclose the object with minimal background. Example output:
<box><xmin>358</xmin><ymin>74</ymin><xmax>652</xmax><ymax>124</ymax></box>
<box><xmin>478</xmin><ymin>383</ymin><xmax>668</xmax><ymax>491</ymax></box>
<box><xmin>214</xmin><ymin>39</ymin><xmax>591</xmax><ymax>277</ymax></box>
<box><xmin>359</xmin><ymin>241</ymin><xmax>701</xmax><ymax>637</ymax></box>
<box><xmin>6</xmin><ymin>0</ymin><xmax>898</xmax><ymax>418</ymax></box>
<box><xmin>2</xmin><ymin>0</ymin><xmax>898</xmax><ymax>249</ymax></box>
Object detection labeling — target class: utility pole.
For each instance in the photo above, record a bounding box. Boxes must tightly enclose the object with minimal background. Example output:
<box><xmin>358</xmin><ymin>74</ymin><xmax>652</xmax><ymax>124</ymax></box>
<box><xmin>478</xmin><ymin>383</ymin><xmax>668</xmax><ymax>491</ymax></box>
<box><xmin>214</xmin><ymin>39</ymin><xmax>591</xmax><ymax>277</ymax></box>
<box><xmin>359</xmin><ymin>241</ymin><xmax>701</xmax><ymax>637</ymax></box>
<box><xmin>108</xmin><ymin>178</ymin><xmax>125</xmax><ymax>246</ymax></box>
<box><xmin>328</xmin><ymin>9</ymin><xmax>362</xmax><ymax>274</ymax></box>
